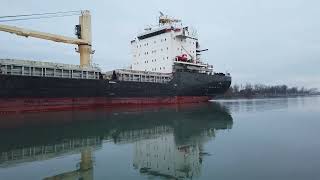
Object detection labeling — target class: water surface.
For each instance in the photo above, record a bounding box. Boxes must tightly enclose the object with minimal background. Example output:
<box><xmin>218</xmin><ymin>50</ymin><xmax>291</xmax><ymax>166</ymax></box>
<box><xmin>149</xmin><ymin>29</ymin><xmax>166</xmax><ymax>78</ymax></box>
<box><xmin>0</xmin><ymin>96</ymin><xmax>319</xmax><ymax>180</ymax></box>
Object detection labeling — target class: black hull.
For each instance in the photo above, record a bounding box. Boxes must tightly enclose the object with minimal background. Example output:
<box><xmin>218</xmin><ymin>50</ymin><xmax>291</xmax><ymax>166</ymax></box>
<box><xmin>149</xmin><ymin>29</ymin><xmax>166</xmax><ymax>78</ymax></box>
<box><xmin>0</xmin><ymin>72</ymin><xmax>231</xmax><ymax>98</ymax></box>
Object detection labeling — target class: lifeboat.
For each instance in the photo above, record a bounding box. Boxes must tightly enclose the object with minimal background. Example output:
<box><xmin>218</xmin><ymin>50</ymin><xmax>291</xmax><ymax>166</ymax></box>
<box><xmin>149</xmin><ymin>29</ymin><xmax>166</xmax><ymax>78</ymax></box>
<box><xmin>176</xmin><ymin>54</ymin><xmax>188</xmax><ymax>62</ymax></box>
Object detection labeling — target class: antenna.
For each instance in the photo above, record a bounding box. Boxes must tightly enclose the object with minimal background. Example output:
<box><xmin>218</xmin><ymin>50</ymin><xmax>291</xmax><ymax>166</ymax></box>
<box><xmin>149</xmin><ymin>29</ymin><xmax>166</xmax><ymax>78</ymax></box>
<box><xmin>158</xmin><ymin>12</ymin><xmax>181</xmax><ymax>26</ymax></box>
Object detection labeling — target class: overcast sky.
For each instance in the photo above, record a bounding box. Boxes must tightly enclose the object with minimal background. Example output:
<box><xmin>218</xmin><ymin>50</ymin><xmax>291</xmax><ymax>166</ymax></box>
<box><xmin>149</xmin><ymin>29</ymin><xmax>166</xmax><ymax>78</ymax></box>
<box><xmin>1</xmin><ymin>0</ymin><xmax>319</xmax><ymax>89</ymax></box>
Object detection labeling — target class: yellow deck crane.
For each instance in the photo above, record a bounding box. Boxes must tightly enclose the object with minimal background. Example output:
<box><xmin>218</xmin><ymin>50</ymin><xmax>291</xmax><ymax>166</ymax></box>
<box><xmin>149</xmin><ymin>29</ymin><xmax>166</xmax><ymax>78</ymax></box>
<box><xmin>0</xmin><ymin>10</ymin><xmax>93</xmax><ymax>67</ymax></box>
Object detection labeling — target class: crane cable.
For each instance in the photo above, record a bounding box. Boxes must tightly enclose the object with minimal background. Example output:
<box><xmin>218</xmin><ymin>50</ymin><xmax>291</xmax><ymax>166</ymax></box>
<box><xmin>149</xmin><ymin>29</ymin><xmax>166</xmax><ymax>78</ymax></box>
<box><xmin>0</xmin><ymin>10</ymin><xmax>81</xmax><ymax>18</ymax></box>
<box><xmin>0</xmin><ymin>10</ymin><xmax>82</xmax><ymax>22</ymax></box>
<box><xmin>0</xmin><ymin>13</ymin><xmax>81</xmax><ymax>22</ymax></box>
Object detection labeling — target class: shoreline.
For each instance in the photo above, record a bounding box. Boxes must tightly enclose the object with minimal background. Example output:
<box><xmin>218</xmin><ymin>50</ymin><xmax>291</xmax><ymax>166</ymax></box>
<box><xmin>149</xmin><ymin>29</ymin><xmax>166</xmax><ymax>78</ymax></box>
<box><xmin>214</xmin><ymin>94</ymin><xmax>320</xmax><ymax>100</ymax></box>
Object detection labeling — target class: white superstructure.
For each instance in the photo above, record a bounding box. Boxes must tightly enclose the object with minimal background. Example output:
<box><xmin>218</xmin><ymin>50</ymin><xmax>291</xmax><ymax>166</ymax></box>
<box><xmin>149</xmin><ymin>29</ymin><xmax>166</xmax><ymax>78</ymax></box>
<box><xmin>131</xmin><ymin>13</ymin><xmax>208</xmax><ymax>73</ymax></box>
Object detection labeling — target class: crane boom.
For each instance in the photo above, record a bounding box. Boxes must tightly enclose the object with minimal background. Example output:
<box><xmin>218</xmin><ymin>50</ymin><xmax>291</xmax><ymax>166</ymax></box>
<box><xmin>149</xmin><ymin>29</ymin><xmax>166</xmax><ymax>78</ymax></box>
<box><xmin>0</xmin><ymin>24</ymin><xmax>89</xmax><ymax>45</ymax></box>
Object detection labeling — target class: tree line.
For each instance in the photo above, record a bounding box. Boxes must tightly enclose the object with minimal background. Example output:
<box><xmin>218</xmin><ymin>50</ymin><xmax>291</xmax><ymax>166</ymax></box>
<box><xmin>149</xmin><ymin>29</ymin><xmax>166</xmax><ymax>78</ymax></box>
<box><xmin>224</xmin><ymin>84</ymin><xmax>319</xmax><ymax>98</ymax></box>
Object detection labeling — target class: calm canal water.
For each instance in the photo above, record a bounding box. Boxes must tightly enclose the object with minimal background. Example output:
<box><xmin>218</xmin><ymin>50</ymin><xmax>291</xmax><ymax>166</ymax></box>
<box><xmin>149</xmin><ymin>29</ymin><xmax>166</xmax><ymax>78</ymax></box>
<box><xmin>0</xmin><ymin>96</ymin><xmax>319</xmax><ymax>180</ymax></box>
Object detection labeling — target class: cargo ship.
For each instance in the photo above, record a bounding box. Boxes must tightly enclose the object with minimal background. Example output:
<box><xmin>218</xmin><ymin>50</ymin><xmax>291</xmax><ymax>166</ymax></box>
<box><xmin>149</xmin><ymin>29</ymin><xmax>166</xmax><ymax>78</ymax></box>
<box><xmin>0</xmin><ymin>11</ymin><xmax>231</xmax><ymax>109</ymax></box>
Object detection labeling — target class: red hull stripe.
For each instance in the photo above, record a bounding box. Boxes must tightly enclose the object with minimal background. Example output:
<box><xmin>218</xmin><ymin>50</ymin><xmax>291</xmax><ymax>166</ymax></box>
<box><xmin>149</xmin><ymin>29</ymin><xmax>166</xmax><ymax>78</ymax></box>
<box><xmin>0</xmin><ymin>96</ymin><xmax>211</xmax><ymax>114</ymax></box>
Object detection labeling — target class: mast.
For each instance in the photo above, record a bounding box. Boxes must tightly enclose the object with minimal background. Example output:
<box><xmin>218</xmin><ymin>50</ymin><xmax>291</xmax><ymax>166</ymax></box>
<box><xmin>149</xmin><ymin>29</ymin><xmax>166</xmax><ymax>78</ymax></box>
<box><xmin>78</xmin><ymin>10</ymin><xmax>92</xmax><ymax>67</ymax></box>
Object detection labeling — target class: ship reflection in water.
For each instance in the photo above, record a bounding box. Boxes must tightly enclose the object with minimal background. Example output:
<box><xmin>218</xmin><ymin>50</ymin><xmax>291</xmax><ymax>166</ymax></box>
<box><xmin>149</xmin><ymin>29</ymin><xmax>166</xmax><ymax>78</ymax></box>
<box><xmin>0</xmin><ymin>102</ymin><xmax>233</xmax><ymax>180</ymax></box>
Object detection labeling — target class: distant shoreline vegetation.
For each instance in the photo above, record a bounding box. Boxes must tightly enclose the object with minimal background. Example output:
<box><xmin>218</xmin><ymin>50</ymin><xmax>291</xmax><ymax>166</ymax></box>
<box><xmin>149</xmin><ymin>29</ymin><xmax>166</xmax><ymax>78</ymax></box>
<box><xmin>220</xmin><ymin>84</ymin><xmax>319</xmax><ymax>99</ymax></box>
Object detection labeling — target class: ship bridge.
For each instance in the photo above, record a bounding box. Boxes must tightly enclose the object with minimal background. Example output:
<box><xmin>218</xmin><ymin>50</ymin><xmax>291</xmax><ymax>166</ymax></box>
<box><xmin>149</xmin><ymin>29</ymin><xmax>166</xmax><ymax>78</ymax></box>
<box><xmin>130</xmin><ymin>13</ymin><xmax>210</xmax><ymax>74</ymax></box>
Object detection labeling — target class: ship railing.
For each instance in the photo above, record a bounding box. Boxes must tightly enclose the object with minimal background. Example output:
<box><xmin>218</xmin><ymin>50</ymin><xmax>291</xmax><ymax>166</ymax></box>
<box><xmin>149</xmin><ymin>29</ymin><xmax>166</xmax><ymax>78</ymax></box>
<box><xmin>0</xmin><ymin>59</ymin><xmax>101</xmax><ymax>80</ymax></box>
<box><xmin>105</xmin><ymin>69</ymin><xmax>172</xmax><ymax>83</ymax></box>
<box><xmin>174</xmin><ymin>59</ymin><xmax>208</xmax><ymax>67</ymax></box>
<box><xmin>173</xmin><ymin>60</ymin><xmax>214</xmax><ymax>74</ymax></box>
<box><xmin>0</xmin><ymin>59</ymin><xmax>99</xmax><ymax>71</ymax></box>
